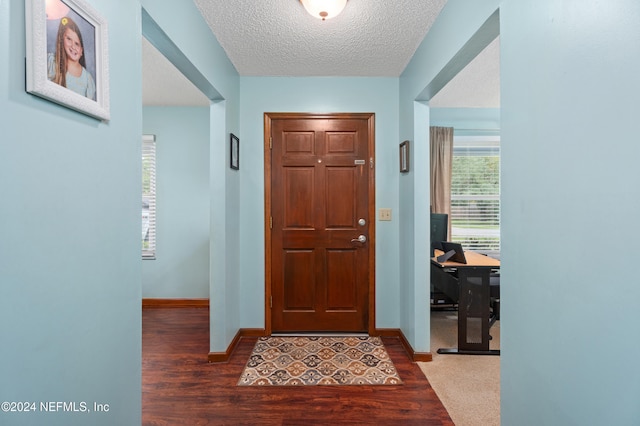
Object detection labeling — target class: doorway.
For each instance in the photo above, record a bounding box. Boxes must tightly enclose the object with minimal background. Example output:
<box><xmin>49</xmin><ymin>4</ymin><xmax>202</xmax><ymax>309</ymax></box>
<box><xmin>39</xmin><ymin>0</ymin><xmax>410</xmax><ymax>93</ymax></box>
<box><xmin>264</xmin><ymin>113</ymin><xmax>376</xmax><ymax>334</ymax></box>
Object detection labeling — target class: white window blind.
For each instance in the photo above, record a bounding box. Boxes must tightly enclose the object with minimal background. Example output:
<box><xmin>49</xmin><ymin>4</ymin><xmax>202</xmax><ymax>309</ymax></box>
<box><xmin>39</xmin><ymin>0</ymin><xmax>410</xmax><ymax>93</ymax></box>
<box><xmin>142</xmin><ymin>134</ymin><xmax>156</xmax><ymax>258</ymax></box>
<box><xmin>451</xmin><ymin>136</ymin><xmax>500</xmax><ymax>255</ymax></box>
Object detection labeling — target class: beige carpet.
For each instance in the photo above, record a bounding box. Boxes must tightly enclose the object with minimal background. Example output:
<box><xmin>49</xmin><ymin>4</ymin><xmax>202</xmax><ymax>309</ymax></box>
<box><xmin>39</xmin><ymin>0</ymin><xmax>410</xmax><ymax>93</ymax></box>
<box><xmin>418</xmin><ymin>310</ymin><xmax>500</xmax><ymax>426</ymax></box>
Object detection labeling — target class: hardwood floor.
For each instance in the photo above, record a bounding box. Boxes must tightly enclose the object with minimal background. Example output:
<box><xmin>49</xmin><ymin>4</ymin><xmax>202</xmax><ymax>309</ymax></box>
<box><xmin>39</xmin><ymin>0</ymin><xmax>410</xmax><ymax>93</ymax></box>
<box><xmin>142</xmin><ymin>308</ymin><xmax>453</xmax><ymax>425</ymax></box>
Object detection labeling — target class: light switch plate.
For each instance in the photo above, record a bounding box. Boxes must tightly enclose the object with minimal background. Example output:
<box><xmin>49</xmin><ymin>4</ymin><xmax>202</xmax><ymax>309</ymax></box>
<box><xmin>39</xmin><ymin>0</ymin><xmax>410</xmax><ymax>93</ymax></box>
<box><xmin>379</xmin><ymin>208</ymin><xmax>392</xmax><ymax>221</ymax></box>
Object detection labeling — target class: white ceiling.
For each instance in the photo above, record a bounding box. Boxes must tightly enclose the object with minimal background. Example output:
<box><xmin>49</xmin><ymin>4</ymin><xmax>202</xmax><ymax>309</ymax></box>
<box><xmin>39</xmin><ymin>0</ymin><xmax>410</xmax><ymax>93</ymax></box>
<box><xmin>142</xmin><ymin>0</ymin><xmax>499</xmax><ymax>108</ymax></box>
<box><xmin>429</xmin><ymin>36</ymin><xmax>500</xmax><ymax>108</ymax></box>
<box><xmin>142</xmin><ymin>38</ymin><xmax>210</xmax><ymax>107</ymax></box>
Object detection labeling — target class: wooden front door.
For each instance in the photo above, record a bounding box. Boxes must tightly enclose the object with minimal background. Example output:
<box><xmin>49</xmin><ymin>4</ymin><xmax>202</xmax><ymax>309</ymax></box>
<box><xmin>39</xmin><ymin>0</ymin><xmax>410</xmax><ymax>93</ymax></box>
<box><xmin>265</xmin><ymin>113</ymin><xmax>375</xmax><ymax>333</ymax></box>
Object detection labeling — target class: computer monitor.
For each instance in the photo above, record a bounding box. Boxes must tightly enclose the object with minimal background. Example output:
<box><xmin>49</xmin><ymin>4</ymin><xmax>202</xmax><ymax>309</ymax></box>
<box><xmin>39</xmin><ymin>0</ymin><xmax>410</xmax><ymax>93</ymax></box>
<box><xmin>430</xmin><ymin>213</ymin><xmax>448</xmax><ymax>257</ymax></box>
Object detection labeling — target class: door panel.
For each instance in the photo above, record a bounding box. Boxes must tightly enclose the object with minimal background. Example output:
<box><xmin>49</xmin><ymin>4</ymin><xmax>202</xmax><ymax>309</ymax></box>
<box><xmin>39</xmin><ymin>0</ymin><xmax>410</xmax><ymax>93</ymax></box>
<box><xmin>283</xmin><ymin>250</ymin><xmax>315</xmax><ymax>310</ymax></box>
<box><xmin>283</xmin><ymin>168</ymin><xmax>314</xmax><ymax>227</ymax></box>
<box><xmin>268</xmin><ymin>114</ymin><xmax>374</xmax><ymax>333</ymax></box>
<box><xmin>326</xmin><ymin>249</ymin><xmax>357</xmax><ymax>309</ymax></box>
<box><xmin>326</xmin><ymin>168</ymin><xmax>356</xmax><ymax>227</ymax></box>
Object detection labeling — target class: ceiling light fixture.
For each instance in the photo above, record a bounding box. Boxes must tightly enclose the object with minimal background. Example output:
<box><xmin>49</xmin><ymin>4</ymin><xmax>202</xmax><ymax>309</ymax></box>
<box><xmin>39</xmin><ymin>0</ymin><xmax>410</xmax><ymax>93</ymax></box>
<box><xmin>300</xmin><ymin>0</ymin><xmax>347</xmax><ymax>21</ymax></box>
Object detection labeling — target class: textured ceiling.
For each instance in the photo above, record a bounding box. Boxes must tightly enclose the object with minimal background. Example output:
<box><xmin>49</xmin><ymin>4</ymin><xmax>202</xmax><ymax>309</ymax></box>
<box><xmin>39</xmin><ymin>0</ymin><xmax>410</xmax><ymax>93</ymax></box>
<box><xmin>429</xmin><ymin>36</ymin><xmax>500</xmax><ymax>108</ymax></box>
<box><xmin>142</xmin><ymin>37</ymin><xmax>210</xmax><ymax>107</ymax></box>
<box><xmin>193</xmin><ymin>0</ymin><xmax>447</xmax><ymax>77</ymax></box>
<box><xmin>142</xmin><ymin>0</ymin><xmax>500</xmax><ymax>108</ymax></box>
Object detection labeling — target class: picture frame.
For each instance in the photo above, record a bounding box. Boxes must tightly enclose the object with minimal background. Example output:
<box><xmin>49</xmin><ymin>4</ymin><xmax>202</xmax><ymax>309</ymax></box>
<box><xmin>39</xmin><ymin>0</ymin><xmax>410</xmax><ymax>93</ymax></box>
<box><xmin>399</xmin><ymin>140</ymin><xmax>410</xmax><ymax>173</ymax></box>
<box><xmin>25</xmin><ymin>0</ymin><xmax>110</xmax><ymax>121</ymax></box>
<box><xmin>230</xmin><ymin>133</ymin><xmax>239</xmax><ymax>170</ymax></box>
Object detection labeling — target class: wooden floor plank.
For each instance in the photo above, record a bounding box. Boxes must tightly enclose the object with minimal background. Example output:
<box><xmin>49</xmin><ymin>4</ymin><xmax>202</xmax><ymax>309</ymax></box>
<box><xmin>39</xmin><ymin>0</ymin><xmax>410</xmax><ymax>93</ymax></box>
<box><xmin>143</xmin><ymin>308</ymin><xmax>453</xmax><ymax>425</ymax></box>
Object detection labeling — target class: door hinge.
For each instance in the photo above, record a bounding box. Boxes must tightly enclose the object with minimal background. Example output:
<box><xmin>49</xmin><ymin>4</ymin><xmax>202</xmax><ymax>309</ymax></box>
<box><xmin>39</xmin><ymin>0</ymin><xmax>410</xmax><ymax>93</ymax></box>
<box><xmin>370</xmin><ymin>157</ymin><xmax>374</xmax><ymax>169</ymax></box>
<box><xmin>270</xmin><ymin>137</ymin><xmax>273</xmax><ymax>149</ymax></box>
<box><xmin>270</xmin><ymin>216</ymin><xmax>273</xmax><ymax>229</ymax></box>
<box><xmin>270</xmin><ymin>296</ymin><xmax>273</xmax><ymax>308</ymax></box>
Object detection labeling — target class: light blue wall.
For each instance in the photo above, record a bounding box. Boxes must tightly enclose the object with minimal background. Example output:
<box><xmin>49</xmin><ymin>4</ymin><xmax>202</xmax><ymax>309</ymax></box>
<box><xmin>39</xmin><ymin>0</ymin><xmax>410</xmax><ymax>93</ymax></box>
<box><xmin>238</xmin><ymin>77</ymin><xmax>401</xmax><ymax>329</ymax></box>
<box><xmin>142</xmin><ymin>106</ymin><xmax>210</xmax><ymax>298</ymax></box>
<box><xmin>499</xmin><ymin>1</ymin><xmax>640</xmax><ymax>424</ymax></box>
<box><xmin>402</xmin><ymin>0</ymin><xmax>640</xmax><ymax>424</ymax></box>
<box><xmin>0</xmin><ymin>1</ymin><xmax>142</xmax><ymax>425</ymax></box>
<box><xmin>140</xmin><ymin>1</ymin><xmax>240</xmax><ymax>353</ymax></box>
<box><xmin>1</xmin><ymin>0</ymin><xmax>241</xmax><ymax>423</ymax></box>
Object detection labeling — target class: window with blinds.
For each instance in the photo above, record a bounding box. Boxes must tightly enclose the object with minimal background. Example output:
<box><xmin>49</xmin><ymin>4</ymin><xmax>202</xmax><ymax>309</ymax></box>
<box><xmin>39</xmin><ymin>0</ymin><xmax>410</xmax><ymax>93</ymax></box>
<box><xmin>142</xmin><ymin>135</ymin><xmax>156</xmax><ymax>259</ymax></box>
<box><xmin>451</xmin><ymin>136</ymin><xmax>500</xmax><ymax>255</ymax></box>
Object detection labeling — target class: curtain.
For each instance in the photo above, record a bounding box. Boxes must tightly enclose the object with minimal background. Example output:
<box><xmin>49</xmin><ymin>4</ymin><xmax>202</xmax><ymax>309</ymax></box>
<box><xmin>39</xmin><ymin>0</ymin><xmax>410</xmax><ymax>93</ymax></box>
<box><xmin>430</xmin><ymin>126</ymin><xmax>453</xmax><ymax>238</ymax></box>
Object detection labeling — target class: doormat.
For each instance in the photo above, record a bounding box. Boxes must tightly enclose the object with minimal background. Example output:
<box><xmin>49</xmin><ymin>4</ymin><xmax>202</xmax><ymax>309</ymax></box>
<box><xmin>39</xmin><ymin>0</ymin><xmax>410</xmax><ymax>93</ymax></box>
<box><xmin>237</xmin><ymin>336</ymin><xmax>403</xmax><ymax>386</ymax></box>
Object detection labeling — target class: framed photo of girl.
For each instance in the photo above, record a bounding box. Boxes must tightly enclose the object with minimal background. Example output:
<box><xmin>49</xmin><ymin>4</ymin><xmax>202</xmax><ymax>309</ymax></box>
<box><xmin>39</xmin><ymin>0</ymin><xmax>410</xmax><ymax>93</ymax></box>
<box><xmin>26</xmin><ymin>0</ymin><xmax>110</xmax><ymax>121</ymax></box>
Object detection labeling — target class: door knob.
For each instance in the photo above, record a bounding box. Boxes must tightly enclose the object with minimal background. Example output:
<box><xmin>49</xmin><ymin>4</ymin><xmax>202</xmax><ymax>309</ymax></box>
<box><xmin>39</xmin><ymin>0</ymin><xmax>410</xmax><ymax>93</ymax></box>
<box><xmin>351</xmin><ymin>235</ymin><xmax>367</xmax><ymax>243</ymax></box>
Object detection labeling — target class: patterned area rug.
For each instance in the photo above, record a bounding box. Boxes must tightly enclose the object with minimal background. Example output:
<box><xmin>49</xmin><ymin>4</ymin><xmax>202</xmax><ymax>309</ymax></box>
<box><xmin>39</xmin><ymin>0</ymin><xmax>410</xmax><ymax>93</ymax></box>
<box><xmin>237</xmin><ymin>336</ymin><xmax>403</xmax><ymax>386</ymax></box>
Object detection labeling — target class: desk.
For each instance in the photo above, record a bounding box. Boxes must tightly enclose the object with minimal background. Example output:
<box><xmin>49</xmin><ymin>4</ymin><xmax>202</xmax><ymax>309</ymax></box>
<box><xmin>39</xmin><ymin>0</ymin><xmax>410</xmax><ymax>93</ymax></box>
<box><xmin>431</xmin><ymin>250</ymin><xmax>500</xmax><ymax>356</ymax></box>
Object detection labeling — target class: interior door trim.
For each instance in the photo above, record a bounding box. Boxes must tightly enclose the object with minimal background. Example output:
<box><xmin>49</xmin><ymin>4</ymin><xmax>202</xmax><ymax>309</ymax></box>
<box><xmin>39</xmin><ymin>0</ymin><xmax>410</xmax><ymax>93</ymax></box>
<box><xmin>264</xmin><ymin>112</ymin><xmax>376</xmax><ymax>335</ymax></box>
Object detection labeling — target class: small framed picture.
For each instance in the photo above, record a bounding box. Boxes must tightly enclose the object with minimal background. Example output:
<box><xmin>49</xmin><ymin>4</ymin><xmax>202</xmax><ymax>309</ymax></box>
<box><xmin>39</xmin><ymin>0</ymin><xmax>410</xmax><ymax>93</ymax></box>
<box><xmin>230</xmin><ymin>133</ymin><xmax>239</xmax><ymax>170</ymax></box>
<box><xmin>25</xmin><ymin>0</ymin><xmax>110</xmax><ymax>121</ymax></box>
<box><xmin>399</xmin><ymin>140</ymin><xmax>410</xmax><ymax>173</ymax></box>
